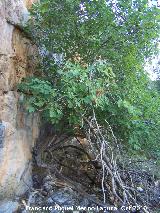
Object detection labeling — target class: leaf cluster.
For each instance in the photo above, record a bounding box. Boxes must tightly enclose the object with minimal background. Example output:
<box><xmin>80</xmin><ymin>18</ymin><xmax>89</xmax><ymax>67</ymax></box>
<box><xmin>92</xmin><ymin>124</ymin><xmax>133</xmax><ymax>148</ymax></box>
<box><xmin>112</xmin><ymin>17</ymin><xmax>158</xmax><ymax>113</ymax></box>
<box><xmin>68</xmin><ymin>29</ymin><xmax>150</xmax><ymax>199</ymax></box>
<box><xmin>20</xmin><ymin>0</ymin><xmax>160</xmax><ymax>158</ymax></box>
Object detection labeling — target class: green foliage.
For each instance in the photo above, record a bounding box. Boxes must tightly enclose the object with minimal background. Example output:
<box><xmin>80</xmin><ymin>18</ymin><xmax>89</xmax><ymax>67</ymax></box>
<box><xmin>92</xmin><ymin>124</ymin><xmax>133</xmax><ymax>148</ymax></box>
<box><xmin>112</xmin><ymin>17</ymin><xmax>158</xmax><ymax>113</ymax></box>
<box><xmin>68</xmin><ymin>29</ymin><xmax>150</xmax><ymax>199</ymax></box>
<box><xmin>19</xmin><ymin>60</ymin><xmax>116</xmax><ymax>126</ymax></box>
<box><xmin>20</xmin><ymin>0</ymin><xmax>160</xmax><ymax>158</ymax></box>
<box><xmin>154</xmin><ymin>79</ymin><xmax>160</xmax><ymax>92</ymax></box>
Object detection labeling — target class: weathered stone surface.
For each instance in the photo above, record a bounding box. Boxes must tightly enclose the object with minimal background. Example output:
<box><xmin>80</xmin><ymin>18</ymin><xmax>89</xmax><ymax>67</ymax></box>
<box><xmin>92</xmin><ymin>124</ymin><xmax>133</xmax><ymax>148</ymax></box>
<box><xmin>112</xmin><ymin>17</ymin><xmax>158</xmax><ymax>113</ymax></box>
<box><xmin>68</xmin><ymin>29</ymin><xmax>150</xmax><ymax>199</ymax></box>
<box><xmin>0</xmin><ymin>0</ymin><xmax>39</xmax><ymax>201</ymax></box>
<box><xmin>5</xmin><ymin>0</ymin><xmax>29</xmax><ymax>26</ymax></box>
<box><xmin>12</xmin><ymin>28</ymin><xmax>37</xmax><ymax>84</ymax></box>
<box><xmin>0</xmin><ymin>200</ymin><xmax>19</xmax><ymax>213</ymax></box>
<box><xmin>0</xmin><ymin>92</ymin><xmax>17</xmax><ymax>126</ymax></box>
<box><xmin>0</xmin><ymin>56</ymin><xmax>16</xmax><ymax>91</ymax></box>
<box><xmin>0</xmin><ymin>121</ymin><xmax>5</xmax><ymax>149</ymax></box>
<box><xmin>0</xmin><ymin>92</ymin><xmax>39</xmax><ymax>199</ymax></box>
<box><xmin>0</xmin><ymin>20</ymin><xmax>14</xmax><ymax>55</ymax></box>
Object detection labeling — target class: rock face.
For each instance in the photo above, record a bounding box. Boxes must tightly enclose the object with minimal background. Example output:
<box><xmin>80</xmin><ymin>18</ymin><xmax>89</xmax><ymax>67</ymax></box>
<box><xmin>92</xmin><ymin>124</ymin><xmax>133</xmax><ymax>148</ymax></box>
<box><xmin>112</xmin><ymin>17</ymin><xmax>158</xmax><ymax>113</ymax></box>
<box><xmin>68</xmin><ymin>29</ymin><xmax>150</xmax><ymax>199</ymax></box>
<box><xmin>0</xmin><ymin>0</ymin><xmax>39</xmax><ymax>200</ymax></box>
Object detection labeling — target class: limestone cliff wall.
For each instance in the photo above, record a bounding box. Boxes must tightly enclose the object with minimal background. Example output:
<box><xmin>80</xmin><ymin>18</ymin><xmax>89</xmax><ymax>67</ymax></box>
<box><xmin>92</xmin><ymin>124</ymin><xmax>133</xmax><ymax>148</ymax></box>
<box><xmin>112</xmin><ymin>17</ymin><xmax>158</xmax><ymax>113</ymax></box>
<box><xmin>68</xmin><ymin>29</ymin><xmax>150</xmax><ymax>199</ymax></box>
<box><xmin>0</xmin><ymin>0</ymin><xmax>39</xmax><ymax>200</ymax></box>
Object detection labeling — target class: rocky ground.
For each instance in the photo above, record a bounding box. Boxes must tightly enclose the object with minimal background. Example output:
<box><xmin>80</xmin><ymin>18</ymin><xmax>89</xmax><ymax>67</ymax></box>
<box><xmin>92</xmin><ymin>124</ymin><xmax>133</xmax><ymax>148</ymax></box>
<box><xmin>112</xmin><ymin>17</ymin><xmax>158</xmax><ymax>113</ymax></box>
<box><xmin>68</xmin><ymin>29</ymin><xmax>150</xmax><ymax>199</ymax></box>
<box><xmin>1</xmin><ymin>123</ymin><xmax>160</xmax><ymax>213</ymax></box>
<box><xmin>17</xmin><ymin>134</ymin><xmax>160</xmax><ymax>213</ymax></box>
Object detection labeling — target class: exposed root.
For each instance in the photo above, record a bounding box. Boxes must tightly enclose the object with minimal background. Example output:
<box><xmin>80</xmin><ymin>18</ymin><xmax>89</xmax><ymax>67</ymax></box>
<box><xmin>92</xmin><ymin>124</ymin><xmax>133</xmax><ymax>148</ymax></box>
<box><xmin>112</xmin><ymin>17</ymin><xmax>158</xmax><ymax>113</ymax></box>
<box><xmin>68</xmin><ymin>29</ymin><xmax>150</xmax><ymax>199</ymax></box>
<box><xmin>29</xmin><ymin>112</ymin><xmax>159</xmax><ymax>212</ymax></box>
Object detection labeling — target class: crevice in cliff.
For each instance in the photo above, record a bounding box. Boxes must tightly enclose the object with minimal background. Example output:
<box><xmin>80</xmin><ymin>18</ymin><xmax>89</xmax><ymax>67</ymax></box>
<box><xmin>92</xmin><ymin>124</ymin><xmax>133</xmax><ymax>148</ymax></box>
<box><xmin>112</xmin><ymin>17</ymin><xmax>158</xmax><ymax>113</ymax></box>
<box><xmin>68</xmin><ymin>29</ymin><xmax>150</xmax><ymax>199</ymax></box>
<box><xmin>6</xmin><ymin>19</ymin><xmax>33</xmax><ymax>41</ymax></box>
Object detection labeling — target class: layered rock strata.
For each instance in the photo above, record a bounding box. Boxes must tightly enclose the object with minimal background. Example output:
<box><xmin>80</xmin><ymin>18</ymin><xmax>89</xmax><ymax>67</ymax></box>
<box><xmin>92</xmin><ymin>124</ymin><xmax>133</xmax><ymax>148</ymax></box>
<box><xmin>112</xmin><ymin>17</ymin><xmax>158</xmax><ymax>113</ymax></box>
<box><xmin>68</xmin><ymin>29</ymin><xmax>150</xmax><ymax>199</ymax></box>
<box><xmin>0</xmin><ymin>0</ymin><xmax>39</xmax><ymax>201</ymax></box>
